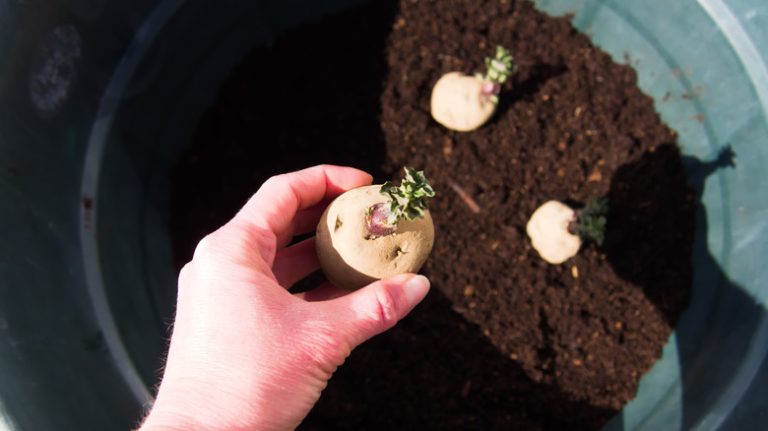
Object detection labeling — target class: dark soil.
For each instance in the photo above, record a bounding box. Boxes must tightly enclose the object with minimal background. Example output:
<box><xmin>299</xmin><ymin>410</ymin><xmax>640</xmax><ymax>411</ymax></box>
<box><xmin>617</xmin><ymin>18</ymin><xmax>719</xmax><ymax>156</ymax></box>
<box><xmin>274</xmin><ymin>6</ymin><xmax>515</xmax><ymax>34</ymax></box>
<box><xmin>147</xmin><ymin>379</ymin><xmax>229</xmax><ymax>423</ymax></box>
<box><xmin>169</xmin><ymin>0</ymin><xmax>695</xmax><ymax>430</ymax></box>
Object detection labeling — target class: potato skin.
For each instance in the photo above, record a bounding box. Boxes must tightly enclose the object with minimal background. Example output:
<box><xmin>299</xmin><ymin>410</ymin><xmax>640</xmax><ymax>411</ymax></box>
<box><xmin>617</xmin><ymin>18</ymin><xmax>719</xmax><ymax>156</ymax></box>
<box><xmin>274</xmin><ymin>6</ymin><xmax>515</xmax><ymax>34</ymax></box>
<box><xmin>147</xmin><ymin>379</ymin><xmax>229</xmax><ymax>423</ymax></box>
<box><xmin>316</xmin><ymin>185</ymin><xmax>435</xmax><ymax>290</ymax></box>
<box><xmin>526</xmin><ymin>200</ymin><xmax>582</xmax><ymax>264</ymax></box>
<box><xmin>430</xmin><ymin>72</ymin><xmax>496</xmax><ymax>132</ymax></box>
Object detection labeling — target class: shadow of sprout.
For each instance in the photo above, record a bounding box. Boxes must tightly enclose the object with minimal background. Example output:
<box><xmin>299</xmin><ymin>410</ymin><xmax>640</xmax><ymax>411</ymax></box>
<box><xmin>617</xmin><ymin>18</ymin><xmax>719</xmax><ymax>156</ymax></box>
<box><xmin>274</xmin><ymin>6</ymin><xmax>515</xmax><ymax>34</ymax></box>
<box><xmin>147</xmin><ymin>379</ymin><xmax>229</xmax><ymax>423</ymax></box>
<box><xmin>495</xmin><ymin>62</ymin><xmax>568</xmax><ymax>120</ymax></box>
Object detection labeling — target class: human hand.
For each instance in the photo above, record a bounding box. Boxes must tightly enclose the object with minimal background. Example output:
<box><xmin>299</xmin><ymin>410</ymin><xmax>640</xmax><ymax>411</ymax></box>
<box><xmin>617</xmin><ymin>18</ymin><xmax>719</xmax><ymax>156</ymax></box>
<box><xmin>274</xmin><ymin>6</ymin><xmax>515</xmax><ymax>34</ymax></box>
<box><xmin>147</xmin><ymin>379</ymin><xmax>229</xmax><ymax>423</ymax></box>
<box><xmin>140</xmin><ymin>165</ymin><xmax>431</xmax><ymax>430</ymax></box>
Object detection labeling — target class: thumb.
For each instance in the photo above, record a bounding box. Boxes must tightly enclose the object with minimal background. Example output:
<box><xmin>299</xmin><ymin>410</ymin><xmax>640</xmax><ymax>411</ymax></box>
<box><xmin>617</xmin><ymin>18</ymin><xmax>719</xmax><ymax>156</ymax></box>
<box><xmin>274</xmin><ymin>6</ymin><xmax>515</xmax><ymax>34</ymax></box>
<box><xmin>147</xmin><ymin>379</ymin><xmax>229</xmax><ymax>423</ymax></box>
<box><xmin>321</xmin><ymin>274</ymin><xmax>430</xmax><ymax>349</ymax></box>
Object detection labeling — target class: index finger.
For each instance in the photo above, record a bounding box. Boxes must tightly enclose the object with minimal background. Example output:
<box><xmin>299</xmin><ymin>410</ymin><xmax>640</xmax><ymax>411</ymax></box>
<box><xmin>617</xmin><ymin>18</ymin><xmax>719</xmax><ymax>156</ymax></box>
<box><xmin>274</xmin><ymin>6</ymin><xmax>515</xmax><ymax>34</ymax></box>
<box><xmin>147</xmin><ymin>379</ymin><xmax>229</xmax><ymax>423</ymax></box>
<box><xmin>233</xmin><ymin>164</ymin><xmax>373</xmax><ymax>249</ymax></box>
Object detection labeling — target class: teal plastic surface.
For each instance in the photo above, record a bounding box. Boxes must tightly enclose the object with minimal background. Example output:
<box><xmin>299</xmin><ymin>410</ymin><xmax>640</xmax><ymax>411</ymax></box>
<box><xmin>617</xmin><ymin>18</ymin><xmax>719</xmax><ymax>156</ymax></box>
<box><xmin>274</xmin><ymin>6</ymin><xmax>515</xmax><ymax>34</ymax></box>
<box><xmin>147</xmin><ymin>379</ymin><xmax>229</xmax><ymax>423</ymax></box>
<box><xmin>1</xmin><ymin>0</ymin><xmax>766</xmax><ymax>429</ymax></box>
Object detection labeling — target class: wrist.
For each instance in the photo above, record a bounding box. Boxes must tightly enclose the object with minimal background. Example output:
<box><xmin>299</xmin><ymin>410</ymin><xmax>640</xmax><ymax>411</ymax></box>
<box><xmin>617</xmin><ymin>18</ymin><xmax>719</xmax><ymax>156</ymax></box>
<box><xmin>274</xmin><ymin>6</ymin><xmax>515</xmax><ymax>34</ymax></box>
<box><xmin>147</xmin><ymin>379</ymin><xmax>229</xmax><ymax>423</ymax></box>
<box><xmin>140</xmin><ymin>392</ymin><xmax>213</xmax><ymax>431</ymax></box>
<box><xmin>139</xmin><ymin>383</ymin><xmax>264</xmax><ymax>431</ymax></box>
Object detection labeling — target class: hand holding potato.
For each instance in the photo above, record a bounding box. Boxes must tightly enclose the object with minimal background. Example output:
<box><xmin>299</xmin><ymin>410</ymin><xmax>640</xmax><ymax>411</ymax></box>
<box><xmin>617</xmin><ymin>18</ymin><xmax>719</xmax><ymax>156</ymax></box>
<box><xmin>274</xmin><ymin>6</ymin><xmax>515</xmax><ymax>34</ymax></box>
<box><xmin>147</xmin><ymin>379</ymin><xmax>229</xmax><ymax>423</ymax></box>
<box><xmin>141</xmin><ymin>165</ymin><xmax>430</xmax><ymax>431</ymax></box>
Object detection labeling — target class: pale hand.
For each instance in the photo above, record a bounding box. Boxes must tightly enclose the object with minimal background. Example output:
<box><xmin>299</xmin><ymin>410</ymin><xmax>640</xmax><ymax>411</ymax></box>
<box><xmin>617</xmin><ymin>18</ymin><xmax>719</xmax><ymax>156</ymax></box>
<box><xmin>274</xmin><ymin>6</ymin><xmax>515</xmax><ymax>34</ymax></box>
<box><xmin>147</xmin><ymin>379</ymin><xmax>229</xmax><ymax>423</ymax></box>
<box><xmin>141</xmin><ymin>165</ymin><xmax>430</xmax><ymax>430</ymax></box>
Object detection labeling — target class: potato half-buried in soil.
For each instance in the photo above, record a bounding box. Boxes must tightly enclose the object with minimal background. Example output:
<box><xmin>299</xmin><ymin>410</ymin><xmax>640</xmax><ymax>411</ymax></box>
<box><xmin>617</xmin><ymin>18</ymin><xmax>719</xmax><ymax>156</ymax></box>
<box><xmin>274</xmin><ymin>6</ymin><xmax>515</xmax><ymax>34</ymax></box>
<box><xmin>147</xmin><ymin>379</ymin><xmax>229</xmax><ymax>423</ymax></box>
<box><xmin>316</xmin><ymin>185</ymin><xmax>435</xmax><ymax>290</ymax></box>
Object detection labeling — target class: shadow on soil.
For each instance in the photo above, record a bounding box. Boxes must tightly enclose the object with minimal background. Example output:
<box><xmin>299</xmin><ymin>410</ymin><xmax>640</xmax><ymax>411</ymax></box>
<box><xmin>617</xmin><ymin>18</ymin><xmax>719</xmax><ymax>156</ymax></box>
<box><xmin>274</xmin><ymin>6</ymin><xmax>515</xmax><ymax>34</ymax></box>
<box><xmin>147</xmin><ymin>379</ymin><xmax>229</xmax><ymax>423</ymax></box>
<box><xmin>302</xmin><ymin>289</ymin><xmax>614</xmax><ymax>431</ymax></box>
<box><xmin>604</xmin><ymin>145</ymin><xmax>695</xmax><ymax>328</ymax></box>
<box><xmin>169</xmin><ymin>0</ymin><xmax>394</xmax><ymax>269</ymax></box>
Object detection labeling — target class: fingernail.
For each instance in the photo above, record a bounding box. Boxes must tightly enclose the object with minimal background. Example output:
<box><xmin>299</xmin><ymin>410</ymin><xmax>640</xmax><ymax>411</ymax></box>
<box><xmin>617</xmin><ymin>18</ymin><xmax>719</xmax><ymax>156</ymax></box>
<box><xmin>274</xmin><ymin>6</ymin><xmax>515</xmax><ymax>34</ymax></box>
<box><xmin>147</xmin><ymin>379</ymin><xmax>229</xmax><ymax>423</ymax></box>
<box><xmin>403</xmin><ymin>274</ymin><xmax>430</xmax><ymax>306</ymax></box>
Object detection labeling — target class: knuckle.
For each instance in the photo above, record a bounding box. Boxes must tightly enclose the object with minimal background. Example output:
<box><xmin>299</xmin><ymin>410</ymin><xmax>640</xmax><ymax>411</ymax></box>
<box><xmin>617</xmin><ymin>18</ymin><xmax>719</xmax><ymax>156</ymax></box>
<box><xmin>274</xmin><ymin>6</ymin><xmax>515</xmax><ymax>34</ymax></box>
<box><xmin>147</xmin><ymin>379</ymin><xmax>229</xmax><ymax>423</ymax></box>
<box><xmin>176</xmin><ymin>261</ymin><xmax>203</xmax><ymax>298</ymax></box>
<box><xmin>193</xmin><ymin>224</ymin><xmax>275</xmax><ymax>266</ymax></box>
<box><xmin>192</xmin><ymin>232</ymin><xmax>220</xmax><ymax>260</ymax></box>
<box><xmin>233</xmin><ymin>221</ymin><xmax>276</xmax><ymax>263</ymax></box>
<box><xmin>370</xmin><ymin>285</ymin><xmax>400</xmax><ymax>330</ymax></box>
<box><xmin>261</xmin><ymin>173</ymin><xmax>287</xmax><ymax>190</ymax></box>
<box><xmin>178</xmin><ymin>262</ymin><xmax>194</xmax><ymax>284</ymax></box>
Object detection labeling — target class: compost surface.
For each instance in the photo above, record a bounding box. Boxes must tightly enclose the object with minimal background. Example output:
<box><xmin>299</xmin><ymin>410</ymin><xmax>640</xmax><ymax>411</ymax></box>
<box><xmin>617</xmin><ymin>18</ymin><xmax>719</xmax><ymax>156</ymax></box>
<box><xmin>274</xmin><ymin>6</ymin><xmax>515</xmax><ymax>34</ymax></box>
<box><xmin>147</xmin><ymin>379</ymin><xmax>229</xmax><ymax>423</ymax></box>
<box><xmin>170</xmin><ymin>1</ymin><xmax>694</xmax><ymax>429</ymax></box>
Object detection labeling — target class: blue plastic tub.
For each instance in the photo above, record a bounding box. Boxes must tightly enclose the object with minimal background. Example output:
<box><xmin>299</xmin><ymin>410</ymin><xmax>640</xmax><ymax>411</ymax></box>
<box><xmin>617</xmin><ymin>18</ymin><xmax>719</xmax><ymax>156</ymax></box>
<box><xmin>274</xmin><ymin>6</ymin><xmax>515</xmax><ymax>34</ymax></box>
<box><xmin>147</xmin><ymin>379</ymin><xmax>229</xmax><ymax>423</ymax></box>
<box><xmin>1</xmin><ymin>0</ymin><xmax>766</xmax><ymax>429</ymax></box>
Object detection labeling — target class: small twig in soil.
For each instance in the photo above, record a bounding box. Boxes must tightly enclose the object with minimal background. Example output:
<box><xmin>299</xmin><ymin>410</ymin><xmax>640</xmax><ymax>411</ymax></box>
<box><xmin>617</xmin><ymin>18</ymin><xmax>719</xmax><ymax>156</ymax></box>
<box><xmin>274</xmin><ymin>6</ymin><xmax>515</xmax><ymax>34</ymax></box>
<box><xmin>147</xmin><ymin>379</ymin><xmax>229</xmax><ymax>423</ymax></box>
<box><xmin>461</xmin><ymin>379</ymin><xmax>472</xmax><ymax>398</ymax></box>
<box><xmin>447</xmin><ymin>180</ymin><xmax>481</xmax><ymax>214</ymax></box>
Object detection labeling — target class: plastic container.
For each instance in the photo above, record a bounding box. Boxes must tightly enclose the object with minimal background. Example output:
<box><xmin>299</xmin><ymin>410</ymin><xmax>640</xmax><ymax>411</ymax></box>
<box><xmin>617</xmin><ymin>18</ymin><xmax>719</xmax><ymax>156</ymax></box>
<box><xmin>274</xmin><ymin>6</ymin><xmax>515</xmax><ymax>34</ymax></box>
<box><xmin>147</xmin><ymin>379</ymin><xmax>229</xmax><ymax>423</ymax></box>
<box><xmin>0</xmin><ymin>0</ymin><xmax>766</xmax><ymax>429</ymax></box>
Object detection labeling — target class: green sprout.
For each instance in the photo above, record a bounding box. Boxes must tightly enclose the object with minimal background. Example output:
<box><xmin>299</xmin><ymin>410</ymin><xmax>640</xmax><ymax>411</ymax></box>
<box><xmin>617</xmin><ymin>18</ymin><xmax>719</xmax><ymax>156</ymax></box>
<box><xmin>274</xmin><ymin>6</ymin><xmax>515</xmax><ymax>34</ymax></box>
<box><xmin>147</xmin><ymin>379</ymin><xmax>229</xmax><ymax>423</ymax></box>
<box><xmin>570</xmin><ymin>198</ymin><xmax>608</xmax><ymax>246</ymax></box>
<box><xmin>476</xmin><ymin>45</ymin><xmax>516</xmax><ymax>104</ymax></box>
<box><xmin>380</xmin><ymin>167</ymin><xmax>436</xmax><ymax>225</ymax></box>
<box><xmin>484</xmin><ymin>45</ymin><xmax>516</xmax><ymax>84</ymax></box>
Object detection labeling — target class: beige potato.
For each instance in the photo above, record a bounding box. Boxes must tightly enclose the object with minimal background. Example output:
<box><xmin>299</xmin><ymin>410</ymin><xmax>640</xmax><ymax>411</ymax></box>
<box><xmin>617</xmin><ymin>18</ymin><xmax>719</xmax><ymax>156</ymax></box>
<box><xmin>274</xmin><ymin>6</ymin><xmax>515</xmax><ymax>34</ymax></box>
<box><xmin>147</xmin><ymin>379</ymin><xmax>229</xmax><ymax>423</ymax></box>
<box><xmin>430</xmin><ymin>72</ymin><xmax>497</xmax><ymax>132</ymax></box>
<box><xmin>316</xmin><ymin>185</ymin><xmax>435</xmax><ymax>290</ymax></box>
<box><xmin>526</xmin><ymin>200</ymin><xmax>582</xmax><ymax>264</ymax></box>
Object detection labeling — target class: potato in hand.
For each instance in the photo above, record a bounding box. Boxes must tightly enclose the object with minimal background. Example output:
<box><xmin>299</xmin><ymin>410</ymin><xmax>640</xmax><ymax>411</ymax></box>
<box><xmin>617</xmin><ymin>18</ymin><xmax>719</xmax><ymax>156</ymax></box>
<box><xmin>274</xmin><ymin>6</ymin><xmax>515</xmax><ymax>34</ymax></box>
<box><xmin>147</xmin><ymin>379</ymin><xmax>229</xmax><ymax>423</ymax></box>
<box><xmin>316</xmin><ymin>167</ymin><xmax>435</xmax><ymax>290</ymax></box>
